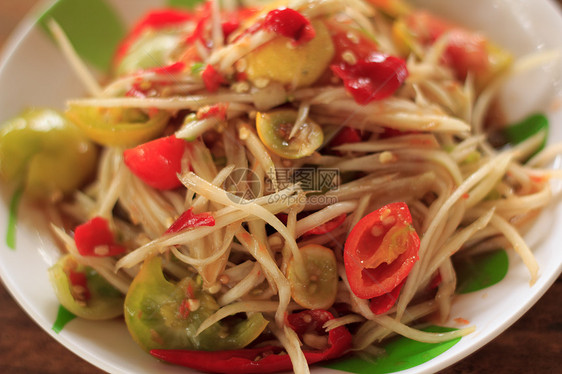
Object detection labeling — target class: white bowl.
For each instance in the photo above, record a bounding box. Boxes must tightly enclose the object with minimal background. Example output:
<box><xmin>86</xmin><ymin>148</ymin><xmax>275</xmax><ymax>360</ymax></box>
<box><xmin>0</xmin><ymin>1</ymin><xmax>561</xmax><ymax>373</ymax></box>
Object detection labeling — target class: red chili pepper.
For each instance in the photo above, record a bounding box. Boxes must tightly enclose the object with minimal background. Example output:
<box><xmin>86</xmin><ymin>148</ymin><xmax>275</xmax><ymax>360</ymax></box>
<box><xmin>74</xmin><ymin>217</ymin><xmax>126</xmax><ymax>257</ymax></box>
<box><xmin>186</xmin><ymin>13</ymin><xmax>210</xmax><ymax>45</ymax></box>
<box><xmin>165</xmin><ymin>208</ymin><xmax>215</xmax><ymax>234</ymax></box>
<box><xmin>150</xmin><ymin>309</ymin><xmax>352</xmax><ymax>373</ymax></box>
<box><xmin>67</xmin><ymin>269</ymin><xmax>91</xmax><ymax>301</ymax></box>
<box><xmin>264</xmin><ymin>8</ymin><xmax>315</xmax><ymax>45</ymax></box>
<box><xmin>123</xmin><ymin>135</ymin><xmax>189</xmax><ymax>190</ymax></box>
<box><xmin>344</xmin><ymin>202</ymin><xmax>420</xmax><ymax>299</ymax></box>
<box><xmin>149</xmin><ymin>61</ymin><xmax>186</xmax><ymax>75</ymax></box>
<box><xmin>201</xmin><ymin>64</ymin><xmax>226</xmax><ymax>93</ymax></box>
<box><xmin>114</xmin><ymin>9</ymin><xmax>193</xmax><ymax>67</ymax></box>
<box><xmin>197</xmin><ymin>103</ymin><xmax>229</xmax><ymax>120</ymax></box>
<box><xmin>305</xmin><ymin>213</ymin><xmax>347</xmax><ymax>236</ymax></box>
<box><xmin>331</xmin><ymin>52</ymin><xmax>408</xmax><ymax>105</ymax></box>
<box><xmin>369</xmin><ymin>277</ymin><xmax>406</xmax><ymax>315</ymax></box>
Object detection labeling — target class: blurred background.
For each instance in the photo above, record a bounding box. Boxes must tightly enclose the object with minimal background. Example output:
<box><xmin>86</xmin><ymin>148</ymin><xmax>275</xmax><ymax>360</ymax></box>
<box><xmin>0</xmin><ymin>0</ymin><xmax>560</xmax><ymax>373</ymax></box>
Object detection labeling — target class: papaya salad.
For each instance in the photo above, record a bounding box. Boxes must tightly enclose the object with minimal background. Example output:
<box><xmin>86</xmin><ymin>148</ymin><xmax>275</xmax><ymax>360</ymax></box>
<box><xmin>1</xmin><ymin>0</ymin><xmax>561</xmax><ymax>373</ymax></box>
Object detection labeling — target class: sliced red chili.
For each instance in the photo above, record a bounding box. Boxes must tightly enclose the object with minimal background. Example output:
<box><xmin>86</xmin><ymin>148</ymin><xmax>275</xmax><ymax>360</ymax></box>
<box><xmin>74</xmin><ymin>217</ymin><xmax>126</xmax><ymax>257</ymax></box>
<box><xmin>151</xmin><ymin>346</ymin><xmax>288</xmax><ymax>374</ymax></box>
<box><xmin>264</xmin><ymin>8</ymin><xmax>315</xmax><ymax>45</ymax></box>
<box><xmin>186</xmin><ymin>13</ymin><xmax>210</xmax><ymax>45</ymax></box>
<box><xmin>197</xmin><ymin>103</ymin><xmax>229</xmax><ymax>120</ymax></box>
<box><xmin>331</xmin><ymin>52</ymin><xmax>408</xmax><ymax>105</ymax></box>
<box><xmin>149</xmin><ymin>61</ymin><xmax>186</xmax><ymax>75</ymax></box>
<box><xmin>201</xmin><ymin>64</ymin><xmax>226</xmax><ymax>93</ymax></box>
<box><xmin>165</xmin><ymin>208</ymin><xmax>215</xmax><ymax>234</ymax></box>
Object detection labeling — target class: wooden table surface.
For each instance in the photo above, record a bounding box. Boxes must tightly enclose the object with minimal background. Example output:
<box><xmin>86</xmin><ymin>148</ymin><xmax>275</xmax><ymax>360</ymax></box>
<box><xmin>0</xmin><ymin>1</ymin><xmax>561</xmax><ymax>373</ymax></box>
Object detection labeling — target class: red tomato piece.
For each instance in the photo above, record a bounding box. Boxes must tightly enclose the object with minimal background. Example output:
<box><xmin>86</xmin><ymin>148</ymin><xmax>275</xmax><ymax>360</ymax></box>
<box><xmin>444</xmin><ymin>29</ymin><xmax>488</xmax><ymax>79</ymax></box>
<box><xmin>123</xmin><ymin>135</ymin><xmax>189</xmax><ymax>190</ymax></box>
<box><xmin>328</xmin><ymin>21</ymin><xmax>379</xmax><ymax>64</ymax></box>
<box><xmin>74</xmin><ymin>217</ymin><xmax>126</xmax><ymax>257</ymax></box>
<box><xmin>344</xmin><ymin>202</ymin><xmax>420</xmax><ymax>299</ymax></box>
<box><xmin>264</xmin><ymin>8</ymin><xmax>315</xmax><ymax>45</ymax></box>
<box><xmin>331</xmin><ymin>53</ymin><xmax>408</xmax><ymax>105</ymax></box>
<box><xmin>166</xmin><ymin>208</ymin><xmax>216</xmax><ymax>234</ymax></box>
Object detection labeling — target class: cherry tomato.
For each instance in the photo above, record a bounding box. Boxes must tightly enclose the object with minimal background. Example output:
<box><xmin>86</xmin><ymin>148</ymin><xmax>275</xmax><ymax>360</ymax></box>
<box><xmin>124</xmin><ymin>257</ymin><xmax>268</xmax><ymax>352</ymax></box>
<box><xmin>344</xmin><ymin>202</ymin><xmax>420</xmax><ymax>299</ymax></box>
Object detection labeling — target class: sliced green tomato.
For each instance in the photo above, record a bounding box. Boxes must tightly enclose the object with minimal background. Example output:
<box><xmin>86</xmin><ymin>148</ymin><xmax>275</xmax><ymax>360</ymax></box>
<box><xmin>48</xmin><ymin>255</ymin><xmax>124</xmax><ymax>320</ymax></box>
<box><xmin>124</xmin><ymin>256</ymin><xmax>268</xmax><ymax>352</ymax></box>
<box><xmin>0</xmin><ymin>108</ymin><xmax>98</xmax><ymax>200</ymax></box>
<box><xmin>256</xmin><ymin>109</ymin><xmax>323</xmax><ymax>159</ymax></box>
<box><xmin>117</xmin><ymin>32</ymin><xmax>183</xmax><ymax>76</ymax></box>
<box><xmin>245</xmin><ymin>20</ymin><xmax>334</xmax><ymax>88</ymax></box>
<box><xmin>287</xmin><ymin>244</ymin><xmax>338</xmax><ymax>310</ymax></box>
<box><xmin>66</xmin><ymin>105</ymin><xmax>170</xmax><ymax>147</ymax></box>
